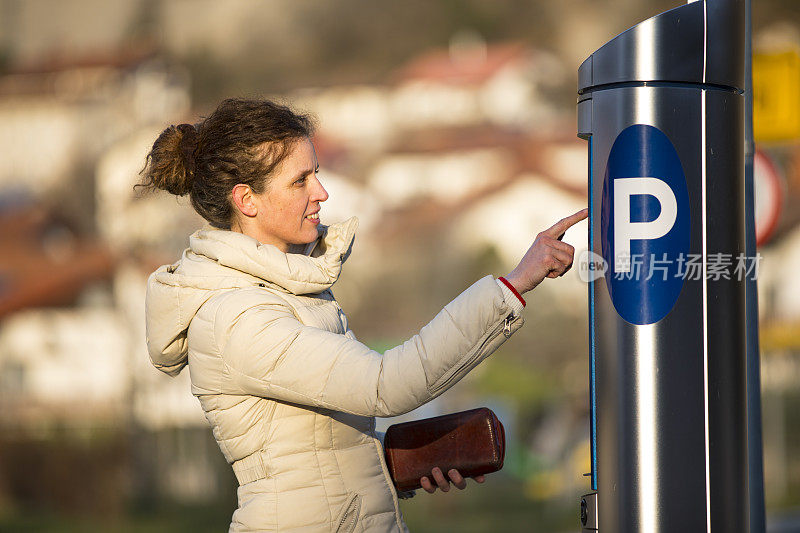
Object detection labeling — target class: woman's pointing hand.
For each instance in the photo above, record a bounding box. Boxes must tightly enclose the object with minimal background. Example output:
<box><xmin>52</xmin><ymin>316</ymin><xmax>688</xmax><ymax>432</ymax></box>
<box><xmin>503</xmin><ymin>208</ymin><xmax>589</xmax><ymax>295</ymax></box>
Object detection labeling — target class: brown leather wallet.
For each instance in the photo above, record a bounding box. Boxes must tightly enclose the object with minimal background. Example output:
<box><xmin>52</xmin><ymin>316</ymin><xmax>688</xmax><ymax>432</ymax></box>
<box><xmin>383</xmin><ymin>407</ymin><xmax>505</xmax><ymax>492</ymax></box>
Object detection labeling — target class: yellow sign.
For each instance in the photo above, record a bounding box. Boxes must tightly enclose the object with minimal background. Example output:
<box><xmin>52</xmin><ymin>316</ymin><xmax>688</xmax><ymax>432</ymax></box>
<box><xmin>753</xmin><ymin>50</ymin><xmax>800</xmax><ymax>142</ymax></box>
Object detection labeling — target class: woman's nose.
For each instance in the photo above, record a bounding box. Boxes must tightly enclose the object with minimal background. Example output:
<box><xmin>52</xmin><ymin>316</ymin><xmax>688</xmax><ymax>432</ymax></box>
<box><xmin>311</xmin><ymin>175</ymin><xmax>329</xmax><ymax>203</ymax></box>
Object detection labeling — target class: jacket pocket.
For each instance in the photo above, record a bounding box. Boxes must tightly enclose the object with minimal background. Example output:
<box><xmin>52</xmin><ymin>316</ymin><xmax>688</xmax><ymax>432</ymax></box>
<box><xmin>334</xmin><ymin>492</ymin><xmax>362</xmax><ymax>533</ymax></box>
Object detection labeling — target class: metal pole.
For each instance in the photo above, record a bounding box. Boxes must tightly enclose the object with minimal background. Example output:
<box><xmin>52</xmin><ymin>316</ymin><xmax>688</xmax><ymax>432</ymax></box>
<box><xmin>744</xmin><ymin>0</ymin><xmax>767</xmax><ymax>530</ymax></box>
<box><xmin>578</xmin><ymin>0</ymin><xmax>748</xmax><ymax>530</ymax></box>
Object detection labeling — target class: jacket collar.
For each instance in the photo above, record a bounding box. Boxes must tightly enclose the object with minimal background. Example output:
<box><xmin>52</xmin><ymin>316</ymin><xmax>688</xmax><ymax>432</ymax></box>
<box><xmin>186</xmin><ymin>216</ymin><xmax>359</xmax><ymax>295</ymax></box>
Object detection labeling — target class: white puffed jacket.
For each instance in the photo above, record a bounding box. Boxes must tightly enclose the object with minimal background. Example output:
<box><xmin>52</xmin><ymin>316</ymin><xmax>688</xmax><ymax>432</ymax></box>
<box><xmin>145</xmin><ymin>217</ymin><xmax>525</xmax><ymax>532</ymax></box>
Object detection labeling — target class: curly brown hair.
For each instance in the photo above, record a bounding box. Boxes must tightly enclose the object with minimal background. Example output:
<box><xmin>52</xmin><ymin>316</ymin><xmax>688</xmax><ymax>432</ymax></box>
<box><xmin>141</xmin><ymin>98</ymin><xmax>315</xmax><ymax>229</ymax></box>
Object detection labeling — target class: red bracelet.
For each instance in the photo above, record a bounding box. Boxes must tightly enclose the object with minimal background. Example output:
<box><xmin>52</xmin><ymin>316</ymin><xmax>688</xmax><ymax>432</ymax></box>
<box><xmin>498</xmin><ymin>277</ymin><xmax>526</xmax><ymax>307</ymax></box>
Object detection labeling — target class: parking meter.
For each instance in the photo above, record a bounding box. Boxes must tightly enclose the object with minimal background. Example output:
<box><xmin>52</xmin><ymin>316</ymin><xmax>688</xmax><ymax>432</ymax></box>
<box><xmin>577</xmin><ymin>1</ymin><xmax>746</xmax><ymax>531</ymax></box>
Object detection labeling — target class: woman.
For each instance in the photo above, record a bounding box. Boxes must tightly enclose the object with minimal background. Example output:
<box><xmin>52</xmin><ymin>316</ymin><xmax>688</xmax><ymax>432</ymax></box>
<box><xmin>143</xmin><ymin>98</ymin><xmax>586</xmax><ymax>532</ymax></box>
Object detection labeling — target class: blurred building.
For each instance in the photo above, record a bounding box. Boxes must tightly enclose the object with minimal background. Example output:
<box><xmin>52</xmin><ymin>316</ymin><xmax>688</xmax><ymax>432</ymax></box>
<box><xmin>291</xmin><ymin>40</ymin><xmax>567</xmax><ymax>152</ymax></box>
<box><xmin>0</xmin><ymin>48</ymin><xmax>189</xmax><ymax>206</ymax></box>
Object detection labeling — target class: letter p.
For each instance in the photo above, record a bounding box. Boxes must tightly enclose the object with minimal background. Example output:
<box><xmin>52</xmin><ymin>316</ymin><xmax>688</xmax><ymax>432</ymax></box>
<box><xmin>614</xmin><ymin>177</ymin><xmax>678</xmax><ymax>273</ymax></box>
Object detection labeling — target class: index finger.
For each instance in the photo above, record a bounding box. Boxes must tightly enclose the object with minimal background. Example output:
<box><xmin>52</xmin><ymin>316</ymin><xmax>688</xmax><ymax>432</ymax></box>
<box><xmin>544</xmin><ymin>208</ymin><xmax>589</xmax><ymax>239</ymax></box>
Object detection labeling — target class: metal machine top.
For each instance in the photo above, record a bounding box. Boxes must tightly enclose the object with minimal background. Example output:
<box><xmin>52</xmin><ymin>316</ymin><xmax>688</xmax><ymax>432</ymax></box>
<box><xmin>578</xmin><ymin>0</ymin><xmax>744</xmax><ymax>94</ymax></box>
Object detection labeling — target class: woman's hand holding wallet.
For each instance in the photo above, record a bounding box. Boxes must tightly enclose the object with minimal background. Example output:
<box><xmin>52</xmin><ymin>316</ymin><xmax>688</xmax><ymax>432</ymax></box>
<box><xmin>420</xmin><ymin>467</ymin><xmax>486</xmax><ymax>493</ymax></box>
<box><xmin>383</xmin><ymin>408</ymin><xmax>505</xmax><ymax>494</ymax></box>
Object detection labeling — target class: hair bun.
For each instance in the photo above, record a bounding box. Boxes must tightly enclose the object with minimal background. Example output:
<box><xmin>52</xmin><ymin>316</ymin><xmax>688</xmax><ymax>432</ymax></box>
<box><xmin>141</xmin><ymin>122</ymin><xmax>200</xmax><ymax>196</ymax></box>
<box><xmin>177</xmin><ymin>123</ymin><xmax>198</xmax><ymax>176</ymax></box>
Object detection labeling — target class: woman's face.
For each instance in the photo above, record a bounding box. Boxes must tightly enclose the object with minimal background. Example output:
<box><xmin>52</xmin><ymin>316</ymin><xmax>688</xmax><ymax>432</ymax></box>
<box><xmin>246</xmin><ymin>137</ymin><xmax>328</xmax><ymax>251</ymax></box>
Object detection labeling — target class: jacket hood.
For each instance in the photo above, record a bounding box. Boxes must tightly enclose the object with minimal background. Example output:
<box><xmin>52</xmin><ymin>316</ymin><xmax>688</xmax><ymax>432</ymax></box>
<box><xmin>145</xmin><ymin>216</ymin><xmax>359</xmax><ymax>377</ymax></box>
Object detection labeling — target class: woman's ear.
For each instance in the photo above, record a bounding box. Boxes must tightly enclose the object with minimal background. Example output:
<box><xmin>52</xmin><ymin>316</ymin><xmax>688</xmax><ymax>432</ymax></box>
<box><xmin>231</xmin><ymin>183</ymin><xmax>258</xmax><ymax>218</ymax></box>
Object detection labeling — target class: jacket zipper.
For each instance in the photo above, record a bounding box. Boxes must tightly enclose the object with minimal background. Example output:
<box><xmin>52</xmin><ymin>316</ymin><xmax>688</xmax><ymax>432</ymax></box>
<box><xmin>429</xmin><ymin>312</ymin><xmax>517</xmax><ymax>396</ymax></box>
<box><xmin>336</xmin><ymin>493</ymin><xmax>361</xmax><ymax>533</ymax></box>
<box><xmin>502</xmin><ymin>313</ymin><xmax>514</xmax><ymax>337</ymax></box>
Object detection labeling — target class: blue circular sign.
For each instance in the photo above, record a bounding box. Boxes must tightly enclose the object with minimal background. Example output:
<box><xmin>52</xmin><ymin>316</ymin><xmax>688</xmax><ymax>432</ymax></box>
<box><xmin>601</xmin><ymin>124</ymin><xmax>691</xmax><ymax>325</ymax></box>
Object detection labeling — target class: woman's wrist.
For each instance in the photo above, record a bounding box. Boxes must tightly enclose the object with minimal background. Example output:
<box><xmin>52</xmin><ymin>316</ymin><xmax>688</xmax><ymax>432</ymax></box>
<box><xmin>501</xmin><ymin>272</ymin><xmax>525</xmax><ymax>296</ymax></box>
<box><xmin>497</xmin><ymin>276</ymin><xmax>526</xmax><ymax>309</ymax></box>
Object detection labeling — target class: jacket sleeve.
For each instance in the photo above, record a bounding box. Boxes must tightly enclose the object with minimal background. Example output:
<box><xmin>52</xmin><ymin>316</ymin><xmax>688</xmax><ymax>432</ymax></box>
<box><xmin>214</xmin><ymin>275</ymin><xmax>524</xmax><ymax>417</ymax></box>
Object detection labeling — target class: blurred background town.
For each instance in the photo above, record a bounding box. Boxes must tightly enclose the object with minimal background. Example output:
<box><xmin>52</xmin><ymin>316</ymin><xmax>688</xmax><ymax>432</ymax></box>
<box><xmin>0</xmin><ymin>0</ymin><xmax>798</xmax><ymax>531</ymax></box>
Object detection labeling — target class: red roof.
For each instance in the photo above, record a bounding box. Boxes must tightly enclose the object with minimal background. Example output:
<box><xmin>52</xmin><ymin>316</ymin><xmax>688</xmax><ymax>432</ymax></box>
<box><xmin>7</xmin><ymin>45</ymin><xmax>157</xmax><ymax>76</ymax></box>
<box><xmin>0</xmin><ymin>45</ymin><xmax>158</xmax><ymax>97</ymax></box>
<box><xmin>0</xmin><ymin>206</ymin><xmax>115</xmax><ymax>320</ymax></box>
<box><xmin>394</xmin><ymin>42</ymin><xmax>528</xmax><ymax>86</ymax></box>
